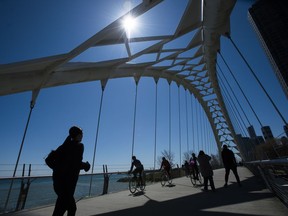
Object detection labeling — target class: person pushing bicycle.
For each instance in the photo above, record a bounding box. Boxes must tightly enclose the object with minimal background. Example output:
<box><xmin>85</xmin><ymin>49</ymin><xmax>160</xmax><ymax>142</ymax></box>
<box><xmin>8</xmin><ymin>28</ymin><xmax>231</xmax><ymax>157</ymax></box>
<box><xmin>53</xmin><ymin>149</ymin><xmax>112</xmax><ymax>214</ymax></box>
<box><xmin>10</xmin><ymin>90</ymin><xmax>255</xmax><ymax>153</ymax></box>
<box><xmin>159</xmin><ymin>157</ymin><xmax>172</xmax><ymax>179</ymax></box>
<box><xmin>128</xmin><ymin>156</ymin><xmax>144</xmax><ymax>185</ymax></box>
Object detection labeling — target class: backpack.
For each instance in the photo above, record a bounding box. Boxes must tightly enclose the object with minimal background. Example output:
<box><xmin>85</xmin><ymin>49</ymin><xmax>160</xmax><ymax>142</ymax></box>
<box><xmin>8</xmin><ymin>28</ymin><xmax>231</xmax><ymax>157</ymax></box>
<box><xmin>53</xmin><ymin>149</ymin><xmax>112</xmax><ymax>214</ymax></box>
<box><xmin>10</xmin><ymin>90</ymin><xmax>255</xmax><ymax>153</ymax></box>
<box><xmin>189</xmin><ymin>158</ymin><xmax>195</xmax><ymax>166</ymax></box>
<box><xmin>45</xmin><ymin>150</ymin><xmax>58</xmax><ymax>169</ymax></box>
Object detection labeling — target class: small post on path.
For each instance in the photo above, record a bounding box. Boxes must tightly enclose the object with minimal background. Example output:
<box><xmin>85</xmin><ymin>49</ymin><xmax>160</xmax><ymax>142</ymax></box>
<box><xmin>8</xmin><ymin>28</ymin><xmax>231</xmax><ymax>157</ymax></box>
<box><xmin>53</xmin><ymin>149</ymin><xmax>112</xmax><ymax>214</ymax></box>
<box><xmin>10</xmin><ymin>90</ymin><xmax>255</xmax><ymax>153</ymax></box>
<box><xmin>16</xmin><ymin>164</ymin><xmax>32</xmax><ymax>211</ymax></box>
<box><xmin>102</xmin><ymin>165</ymin><xmax>109</xmax><ymax>195</ymax></box>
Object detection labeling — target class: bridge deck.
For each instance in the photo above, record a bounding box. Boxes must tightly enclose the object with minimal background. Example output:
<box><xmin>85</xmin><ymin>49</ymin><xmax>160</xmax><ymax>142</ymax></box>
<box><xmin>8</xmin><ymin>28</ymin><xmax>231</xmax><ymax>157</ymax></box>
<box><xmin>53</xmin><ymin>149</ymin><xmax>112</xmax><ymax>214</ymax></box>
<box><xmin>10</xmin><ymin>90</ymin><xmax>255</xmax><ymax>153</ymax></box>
<box><xmin>5</xmin><ymin>167</ymin><xmax>288</xmax><ymax>216</ymax></box>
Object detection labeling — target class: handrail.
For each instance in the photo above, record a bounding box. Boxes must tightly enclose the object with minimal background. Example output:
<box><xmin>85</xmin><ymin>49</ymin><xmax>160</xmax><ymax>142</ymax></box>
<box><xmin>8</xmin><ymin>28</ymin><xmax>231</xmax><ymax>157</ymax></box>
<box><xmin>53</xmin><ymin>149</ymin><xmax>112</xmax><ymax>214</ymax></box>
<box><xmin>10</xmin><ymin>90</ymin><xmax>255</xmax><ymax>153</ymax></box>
<box><xmin>245</xmin><ymin>158</ymin><xmax>288</xmax><ymax>165</ymax></box>
<box><xmin>244</xmin><ymin>158</ymin><xmax>288</xmax><ymax>207</ymax></box>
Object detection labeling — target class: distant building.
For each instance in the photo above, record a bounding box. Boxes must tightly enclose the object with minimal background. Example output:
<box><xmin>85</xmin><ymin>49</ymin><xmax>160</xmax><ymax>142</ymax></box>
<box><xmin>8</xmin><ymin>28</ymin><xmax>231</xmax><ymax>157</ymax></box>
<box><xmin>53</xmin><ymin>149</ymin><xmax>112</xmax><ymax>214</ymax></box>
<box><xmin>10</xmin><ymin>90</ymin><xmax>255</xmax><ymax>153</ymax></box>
<box><xmin>247</xmin><ymin>125</ymin><xmax>257</xmax><ymax>139</ymax></box>
<box><xmin>236</xmin><ymin>134</ymin><xmax>257</xmax><ymax>161</ymax></box>
<box><xmin>247</xmin><ymin>125</ymin><xmax>264</xmax><ymax>145</ymax></box>
<box><xmin>261</xmin><ymin>126</ymin><xmax>274</xmax><ymax>141</ymax></box>
<box><xmin>248</xmin><ymin>0</ymin><xmax>288</xmax><ymax>99</ymax></box>
<box><xmin>256</xmin><ymin>135</ymin><xmax>264</xmax><ymax>145</ymax></box>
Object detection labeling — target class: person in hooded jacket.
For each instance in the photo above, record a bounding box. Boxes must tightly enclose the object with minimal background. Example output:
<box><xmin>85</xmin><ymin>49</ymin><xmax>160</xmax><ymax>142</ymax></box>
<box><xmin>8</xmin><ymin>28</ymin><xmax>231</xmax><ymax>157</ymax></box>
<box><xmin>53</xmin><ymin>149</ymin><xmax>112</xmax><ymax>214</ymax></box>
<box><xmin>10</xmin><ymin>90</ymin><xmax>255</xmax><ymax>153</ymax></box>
<box><xmin>197</xmin><ymin>150</ymin><xmax>215</xmax><ymax>192</ymax></box>
<box><xmin>46</xmin><ymin>126</ymin><xmax>90</xmax><ymax>216</ymax></box>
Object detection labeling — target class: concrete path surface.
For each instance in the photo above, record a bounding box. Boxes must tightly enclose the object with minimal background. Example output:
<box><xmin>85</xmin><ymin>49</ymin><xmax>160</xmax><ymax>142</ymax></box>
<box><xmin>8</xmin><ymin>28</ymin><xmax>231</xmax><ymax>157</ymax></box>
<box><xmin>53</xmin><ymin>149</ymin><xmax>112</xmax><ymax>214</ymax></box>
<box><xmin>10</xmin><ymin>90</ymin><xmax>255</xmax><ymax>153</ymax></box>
<box><xmin>4</xmin><ymin>167</ymin><xmax>288</xmax><ymax>216</ymax></box>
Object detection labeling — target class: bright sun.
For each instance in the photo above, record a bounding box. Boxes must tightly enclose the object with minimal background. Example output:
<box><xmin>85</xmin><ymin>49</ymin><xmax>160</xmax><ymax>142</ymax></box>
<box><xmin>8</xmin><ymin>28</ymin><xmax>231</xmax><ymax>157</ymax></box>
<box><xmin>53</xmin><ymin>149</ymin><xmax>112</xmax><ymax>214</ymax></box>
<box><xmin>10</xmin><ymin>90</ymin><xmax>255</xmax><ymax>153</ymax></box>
<box><xmin>122</xmin><ymin>15</ymin><xmax>137</xmax><ymax>38</ymax></box>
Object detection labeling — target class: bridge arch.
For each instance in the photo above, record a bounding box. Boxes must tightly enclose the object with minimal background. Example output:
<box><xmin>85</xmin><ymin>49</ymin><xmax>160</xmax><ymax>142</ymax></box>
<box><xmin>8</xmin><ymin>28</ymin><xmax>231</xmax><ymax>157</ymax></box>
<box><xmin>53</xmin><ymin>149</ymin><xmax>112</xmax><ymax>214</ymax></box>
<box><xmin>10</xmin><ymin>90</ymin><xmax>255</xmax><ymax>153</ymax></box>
<box><xmin>0</xmin><ymin>0</ymin><xmax>240</xmax><ymax>159</ymax></box>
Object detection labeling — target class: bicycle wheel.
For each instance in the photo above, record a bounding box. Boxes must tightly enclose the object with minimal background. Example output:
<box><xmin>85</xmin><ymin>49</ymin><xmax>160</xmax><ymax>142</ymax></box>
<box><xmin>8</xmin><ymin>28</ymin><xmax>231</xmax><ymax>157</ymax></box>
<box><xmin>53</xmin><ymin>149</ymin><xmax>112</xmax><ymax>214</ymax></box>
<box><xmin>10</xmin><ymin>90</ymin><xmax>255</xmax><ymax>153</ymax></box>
<box><xmin>129</xmin><ymin>177</ymin><xmax>137</xmax><ymax>194</ymax></box>
<box><xmin>160</xmin><ymin>173</ymin><xmax>167</xmax><ymax>186</ymax></box>
<box><xmin>190</xmin><ymin>174</ymin><xmax>196</xmax><ymax>185</ymax></box>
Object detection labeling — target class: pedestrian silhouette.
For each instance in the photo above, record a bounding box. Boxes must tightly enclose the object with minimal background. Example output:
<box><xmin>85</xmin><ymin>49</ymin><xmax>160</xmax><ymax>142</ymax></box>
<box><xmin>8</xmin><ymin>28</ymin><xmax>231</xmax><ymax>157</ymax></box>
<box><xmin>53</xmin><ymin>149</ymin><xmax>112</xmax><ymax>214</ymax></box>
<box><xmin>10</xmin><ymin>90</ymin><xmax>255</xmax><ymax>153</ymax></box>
<box><xmin>189</xmin><ymin>153</ymin><xmax>199</xmax><ymax>180</ymax></box>
<box><xmin>45</xmin><ymin>126</ymin><xmax>90</xmax><ymax>216</ymax></box>
<box><xmin>197</xmin><ymin>150</ymin><xmax>216</xmax><ymax>192</ymax></box>
<box><xmin>221</xmin><ymin>144</ymin><xmax>241</xmax><ymax>187</ymax></box>
<box><xmin>183</xmin><ymin>160</ymin><xmax>190</xmax><ymax>177</ymax></box>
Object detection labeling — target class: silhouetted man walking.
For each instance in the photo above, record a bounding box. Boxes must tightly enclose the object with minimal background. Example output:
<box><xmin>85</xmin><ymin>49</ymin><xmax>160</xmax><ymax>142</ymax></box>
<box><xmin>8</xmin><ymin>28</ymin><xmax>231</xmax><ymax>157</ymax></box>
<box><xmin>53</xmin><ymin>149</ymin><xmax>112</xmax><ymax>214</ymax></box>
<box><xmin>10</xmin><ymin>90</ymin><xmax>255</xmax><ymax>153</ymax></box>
<box><xmin>221</xmin><ymin>145</ymin><xmax>241</xmax><ymax>187</ymax></box>
<box><xmin>46</xmin><ymin>126</ymin><xmax>90</xmax><ymax>216</ymax></box>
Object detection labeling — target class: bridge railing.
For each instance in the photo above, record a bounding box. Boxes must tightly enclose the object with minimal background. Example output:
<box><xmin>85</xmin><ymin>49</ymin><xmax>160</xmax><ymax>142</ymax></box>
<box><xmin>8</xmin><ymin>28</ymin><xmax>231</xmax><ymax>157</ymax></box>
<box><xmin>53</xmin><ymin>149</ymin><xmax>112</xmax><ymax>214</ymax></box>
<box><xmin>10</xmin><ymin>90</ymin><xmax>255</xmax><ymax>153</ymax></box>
<box><xmin>244</xmin><ymin>158</ymin><xmax>288</xmax><ymax>207</ymax></box>
<box><xmin>0</xmin><ymin>166</ymin><xmax>186</xmax><ymax>214</ymax></box>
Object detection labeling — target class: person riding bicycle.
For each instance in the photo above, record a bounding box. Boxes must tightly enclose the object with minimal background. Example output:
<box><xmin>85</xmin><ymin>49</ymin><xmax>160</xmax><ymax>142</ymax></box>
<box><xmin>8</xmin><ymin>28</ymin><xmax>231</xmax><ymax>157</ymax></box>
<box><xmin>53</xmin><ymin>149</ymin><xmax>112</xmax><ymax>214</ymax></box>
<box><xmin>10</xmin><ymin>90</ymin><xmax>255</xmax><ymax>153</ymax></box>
<box><xmin>128</xmin><ymin>156</ymin><xmax>144</xmax><ymax>185</ymax></box>
<box><xmin>159</xmin><ymin>157</ymin><xmax>172</xmax><ymax>179</ymax></box>
<box><xmin>189</xmin><ymin>153</ymin><xmax>199</xmax><ymax>180</ymax></box>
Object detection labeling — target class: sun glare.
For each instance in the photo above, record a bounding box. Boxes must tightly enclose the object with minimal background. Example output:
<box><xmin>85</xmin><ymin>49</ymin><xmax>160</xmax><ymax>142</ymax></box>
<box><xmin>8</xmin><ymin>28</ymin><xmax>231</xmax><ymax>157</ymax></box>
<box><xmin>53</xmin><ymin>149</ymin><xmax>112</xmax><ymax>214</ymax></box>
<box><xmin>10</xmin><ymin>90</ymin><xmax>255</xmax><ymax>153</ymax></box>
<box><xmin>122</xmin><ymin>15</ymin><xmax>137</xmax><ymax>38</ymax></box>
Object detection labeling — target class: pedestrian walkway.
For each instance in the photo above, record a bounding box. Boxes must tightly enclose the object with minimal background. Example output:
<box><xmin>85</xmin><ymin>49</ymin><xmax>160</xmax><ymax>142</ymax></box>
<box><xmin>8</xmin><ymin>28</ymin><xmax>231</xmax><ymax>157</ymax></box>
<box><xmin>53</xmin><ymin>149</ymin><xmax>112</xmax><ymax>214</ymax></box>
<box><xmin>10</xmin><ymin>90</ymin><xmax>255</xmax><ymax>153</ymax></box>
<box><xmin>4</xmin><ymin>167</ymin><xmax>288</xmax><ymax>216</ymax></box>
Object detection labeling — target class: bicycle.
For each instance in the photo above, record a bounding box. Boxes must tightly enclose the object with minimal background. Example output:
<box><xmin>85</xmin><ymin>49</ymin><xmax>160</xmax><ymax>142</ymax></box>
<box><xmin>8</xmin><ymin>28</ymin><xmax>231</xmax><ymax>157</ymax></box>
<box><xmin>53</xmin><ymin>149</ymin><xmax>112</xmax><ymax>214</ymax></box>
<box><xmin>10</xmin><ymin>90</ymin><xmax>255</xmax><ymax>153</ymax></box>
<box><xmin>160</xmin><ymin>169</ymin><xmax>172</xmax><ymax>186</ymax></box>
<box><xmin>128</xmin><ymin>171</ymin><xmax>145</xmax><ymax>194</ymax></box>
<box><xmin>189</xmin><ymin>168</ymin><xmax>202</xmax><ymax>186</ymax></box>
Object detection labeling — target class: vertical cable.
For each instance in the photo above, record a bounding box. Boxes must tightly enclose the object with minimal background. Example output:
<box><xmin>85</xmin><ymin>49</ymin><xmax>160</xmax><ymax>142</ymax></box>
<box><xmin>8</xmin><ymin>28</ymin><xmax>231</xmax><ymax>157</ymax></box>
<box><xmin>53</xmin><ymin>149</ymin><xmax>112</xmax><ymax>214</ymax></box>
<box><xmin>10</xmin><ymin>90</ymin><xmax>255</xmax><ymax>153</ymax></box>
<box><xmin>178</xmin><ymin>86</ymin><xmax>182</xmax><ymax>165</ymax></box>
<box><xmin>204</xmin><ymin>112</ymin><xmax>208</xmax><ymax>152</ymax></box>
<box><xmin>195</xmin><ymin>100</ymin><xmax>199</xmax><ymax>152</ymax></box>
<box><xmin>169</xmin><ymin>82</ymin><xmax>172</xmax><ymax>155</ymax></box>
<box><xmin>131</xmin><ymin>80</ymin><xmax>139</xmax><ymax>158</ymax></box>
<box><xmin>89</xmin><ymin>83</ymin><xmax>105</xmax><ymax>196</ymax></box>
<box><xmin>153</xmin><ymin>79</ymin><xmax>158</xmax><ymax>171</ymax></box>
<box><xmin>201</xmin><ymin>108</ymin><xmax>204</xmax><ymax>150</ymax></box>
<box><xmin>190</xmin><ymin>95</ymin><xmax>195</xmax><ymax>152</ymax></box>
<box><xmin>4</xmin><ymin>102</ymin><xmax>34</xmax><ymax>211</ymax></box>
<box><xmin>185</xmin><ymin>90</ymin><xmax>189</xmax><ymax>152</ymax></box>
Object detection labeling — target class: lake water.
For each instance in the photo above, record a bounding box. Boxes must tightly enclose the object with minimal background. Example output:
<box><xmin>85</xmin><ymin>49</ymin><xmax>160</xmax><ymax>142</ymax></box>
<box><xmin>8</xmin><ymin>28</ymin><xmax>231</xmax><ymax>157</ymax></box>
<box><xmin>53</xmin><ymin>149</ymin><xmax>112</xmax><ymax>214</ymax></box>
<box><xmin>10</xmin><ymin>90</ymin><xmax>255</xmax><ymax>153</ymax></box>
<box><xmin>0</xmin><ymin>173</ymin><xmax>130</xmax><ymax>213</ymax></box>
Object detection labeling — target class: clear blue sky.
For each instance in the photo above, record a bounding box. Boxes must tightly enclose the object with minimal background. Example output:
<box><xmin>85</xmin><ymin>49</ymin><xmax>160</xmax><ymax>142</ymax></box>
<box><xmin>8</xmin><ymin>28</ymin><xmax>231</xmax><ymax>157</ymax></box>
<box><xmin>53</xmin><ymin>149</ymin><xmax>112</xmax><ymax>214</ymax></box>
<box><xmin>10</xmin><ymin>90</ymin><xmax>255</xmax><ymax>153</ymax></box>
<box><xmin>0</xmin><ymin>0</ymin><xmax>287</xmax><ymax>177</ymax></box>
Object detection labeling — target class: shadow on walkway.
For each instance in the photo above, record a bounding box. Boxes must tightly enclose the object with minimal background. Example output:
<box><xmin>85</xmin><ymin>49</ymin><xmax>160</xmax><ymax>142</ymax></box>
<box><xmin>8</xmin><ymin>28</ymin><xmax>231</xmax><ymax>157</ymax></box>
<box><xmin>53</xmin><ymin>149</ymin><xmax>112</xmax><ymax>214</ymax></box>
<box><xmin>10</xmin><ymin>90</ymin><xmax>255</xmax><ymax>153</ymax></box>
<box><xmin>4</xmin><ymin>167</ymin><xmax>288</xmax><ymax>216</ymax></box>
<box><xmin>91</xmin><ymin>173</ymin><xmax>284</xmax><ymax>216</ymax></box>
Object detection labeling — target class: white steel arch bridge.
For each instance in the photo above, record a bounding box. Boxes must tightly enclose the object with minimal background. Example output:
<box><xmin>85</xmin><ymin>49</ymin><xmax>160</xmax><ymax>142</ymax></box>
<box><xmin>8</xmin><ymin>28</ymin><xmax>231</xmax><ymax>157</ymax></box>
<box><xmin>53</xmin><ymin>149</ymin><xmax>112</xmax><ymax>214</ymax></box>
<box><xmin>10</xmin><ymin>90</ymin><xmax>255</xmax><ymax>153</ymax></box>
<box><xmin>0</xmin><ymin>0</ymin><xmax>240</xmax><ymax>158</ymax></box>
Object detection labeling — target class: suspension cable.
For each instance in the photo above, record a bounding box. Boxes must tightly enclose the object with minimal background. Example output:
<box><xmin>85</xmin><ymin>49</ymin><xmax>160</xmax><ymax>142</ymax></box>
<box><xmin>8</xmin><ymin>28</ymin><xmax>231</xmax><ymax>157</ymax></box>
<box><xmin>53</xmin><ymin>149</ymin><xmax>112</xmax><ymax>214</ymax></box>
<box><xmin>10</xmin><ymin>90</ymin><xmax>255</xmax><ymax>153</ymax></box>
<box><xmin>207</xmin><ymin>121</ymin><xmax>211</xmax><ymax>155</ymax></box>
<box><xmin>131</xmin><ymin>79</ymin><xmax>139</xmax><ymax>158</ymax></box>
<box><xmin>185</xmin><ymin>90</ymin><xmax>189</xmax><ymax>152</ymax></box>
<box><xmin>89</xmin><ymin>80</ymin><xmax>106</xmax><ymax>196</ymax></box>
<box><xmin>178</xmin><ymin>86</ymin><xmax>182</xmax><ymax>165</ymax></box>
<box><xmin>217</xmin><ymin>63</ymin><xmax>252</xmax><ymax>127</ymax></box>
<box><xmin>218</xmin><ymin>50</ymin><xmax>263</xmax><ymax>128</ymax></box>
<box><xmin>195</xmin><ymin>100</ymin><xmax>199</xmax><ymax>152</ymax></box>
<box><xmin>227</xmin><ymin>35</ymin><xmax>287</xmax><ymax>126</ymax></box>
<box><xmin>169</xmin><ymin>82</ymin><xmax>172</xmax><ymax>155</ymax></box>
<box><xmin>190</xmin><ymin>95</ymin><xmax>195</xmax><ymax>152</ymax></box>
<box><xmin>203</xmin><ymin>115</ymin><xmax>208</xmax><ymax>153</ymax></box>
<box><xmin>201</xmin><ymin>108</ymin><xmax>205</xmax><ymax>151</ymax></box>
<box><xmin>217</xmin><ymin>66</ymin><xmax>250</xmax><ymax>136</ymax></box>
<box><xmin>198</xmin><ymin>103</ymin><xmax>201</xmax><ymax>151</ymax></box>
<box><xmin>220</xmin><ymin>79</ymin><xmax>248</xmax><ymax>137</ymax></box>
<box><xmin>153</xmin><ymin>78</ymin><xmax>159</xmax><ymax>171</ymax></box>
<box><xmin>4</xmin><ymin>101</ymin><xmax>35</xmax><ymax>211</ymax></box>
